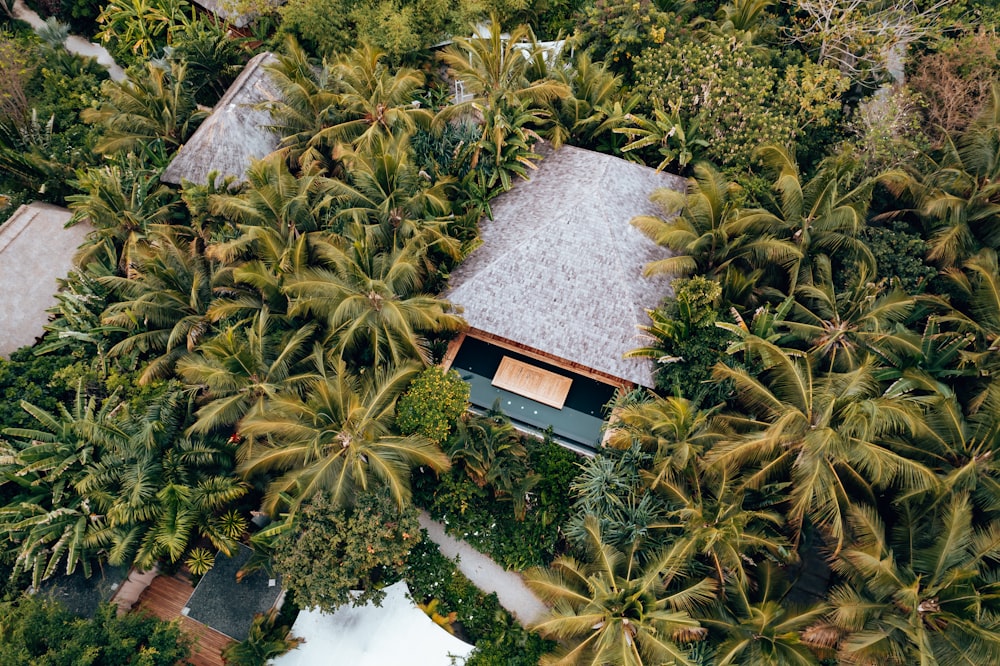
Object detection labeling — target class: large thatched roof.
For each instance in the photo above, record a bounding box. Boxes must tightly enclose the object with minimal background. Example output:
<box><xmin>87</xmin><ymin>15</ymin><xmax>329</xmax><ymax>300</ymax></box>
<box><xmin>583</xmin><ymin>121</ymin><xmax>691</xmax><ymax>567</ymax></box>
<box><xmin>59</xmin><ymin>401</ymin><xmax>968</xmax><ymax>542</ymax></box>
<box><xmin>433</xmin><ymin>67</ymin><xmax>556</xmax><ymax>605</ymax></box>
<box><xmin>161</xmin><ymin>52</ymin><xmax>280</xmax><ymax>187</ymax></box>
<box><xmin>0</xmin><ymin>203</ymin><xmax>90</xmax><ymax>357</ymax></box>
<box><xmin>445</xmin><ymin>145</ymin><xmax>684</xmax><ymax>387</ymax></box>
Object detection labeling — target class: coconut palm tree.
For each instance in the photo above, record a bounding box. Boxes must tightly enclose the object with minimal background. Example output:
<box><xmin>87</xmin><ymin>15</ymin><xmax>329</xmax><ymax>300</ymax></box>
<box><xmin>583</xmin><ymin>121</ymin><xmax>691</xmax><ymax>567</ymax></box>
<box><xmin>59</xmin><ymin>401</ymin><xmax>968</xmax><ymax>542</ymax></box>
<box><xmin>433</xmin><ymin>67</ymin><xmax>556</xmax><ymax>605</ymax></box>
<box><xmin>890</xmin><ymin>84</ymin><xmax>1000</xmax><ymax>268</ymax></box>
<box><xmin>546</xmin><ymin>52</ymin><xmax>637</xmax><ymax>151</ymax></box>
<box><xmin>308</xmin><ymin>43</ymin><xmax>431</xmax><ymax>153</ymax></box>
<box><xmin>526</xmin><ymin>515</ymin><xmax>716</xmax><ymax>666</ymax></box>
<box><xmin>177</xmin><ymin>311</ymin><xmax>318</xmax><ymax>437</ymax></box>
<box><xmin>238</xmin><ymin>359</ymin><xmax>451</xmax><ymax>513</ymax></box>
<box><xmin>328</xmin><ymin>135</ymin><xmax>458</xmax><ymax>257</ymax></box>
<box><xmin>814</xmin><ymin>497</ymin><xmax>1000</xmax><ymax>665</ymax></box>
<box><xmin>82</xmin><ymin>61</ymin><xmax>206</xmax><ymax>155</ymax></box>
<box><xmin>702</xmin><ymin>563</ymin><xmax>827</xmax><ymax>666</ymax></box>
<box><xmin>99</xmin><ymin>227</ymin><xmax>220</xmax><ymax>383</ymax></box>
<box><xmin>283</xmin><ymin>236</ymin><xmax>464</xmax><ymax>368</ymax></box>
<box><xmin>261</xmin><ymin>37</ymin><xmax>340</xmax><ymax>168</ymax></box>
<box><xmin>68</xmin><ymin>157</ymin><xmax>179</xmax><ymax>274</ymax></box>
<box><xmin>736</xmin><ymin>146</ymin><xmax>875</xmax><ymax>292</ymax></box>
<box><xmin>706</xmin><ymin>336</ymin><xmax>936</xmax><ymax>551</ymax></box>
<box><xmin>782</xmin><ymin>256</ymin><xmax>919</xmax><ymax>372</ymax></box>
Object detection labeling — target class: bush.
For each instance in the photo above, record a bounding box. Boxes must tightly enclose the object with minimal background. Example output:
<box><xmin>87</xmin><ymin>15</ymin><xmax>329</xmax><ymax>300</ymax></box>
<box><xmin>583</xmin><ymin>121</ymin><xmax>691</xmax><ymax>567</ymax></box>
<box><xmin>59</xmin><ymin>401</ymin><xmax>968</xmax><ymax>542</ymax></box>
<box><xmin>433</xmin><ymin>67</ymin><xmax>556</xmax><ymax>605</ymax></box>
<box><xmin>633</xmin><ymin>34</ymin><xmax>847</xmax><ymax>172</ymax></box>
<box><xmin>397</xmin><ymin>366</ymin><xmax>470</xmax><ymax>446</ymax></box>
<box><xmin>415</xmin><ymin>433</ymin><xmax>578</xmax><ymax>569</ymax></box>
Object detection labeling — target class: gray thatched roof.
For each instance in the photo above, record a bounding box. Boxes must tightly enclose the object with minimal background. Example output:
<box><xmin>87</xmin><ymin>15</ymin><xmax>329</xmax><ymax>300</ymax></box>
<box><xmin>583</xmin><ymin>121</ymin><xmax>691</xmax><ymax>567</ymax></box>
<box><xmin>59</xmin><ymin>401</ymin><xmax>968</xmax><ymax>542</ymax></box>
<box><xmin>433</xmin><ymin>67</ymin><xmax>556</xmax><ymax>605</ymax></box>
<box><xmin>190</xmin><ymin>0</ymin><xmax>284</xmax><ymax>27</ymax></box>
<box><xmin>161</xmin><ymin>52</ymin><xmax>280</xmax><ymax>187</ymax></box>
<box><xmin>445</xmin><ymin>145</ymin><xmax>684</xmax><ymax>387</ymax></box>
<box><xmin>0</xmin><ymin>203</ymin><xmax>90</xmax><ymax>358</ymax></box>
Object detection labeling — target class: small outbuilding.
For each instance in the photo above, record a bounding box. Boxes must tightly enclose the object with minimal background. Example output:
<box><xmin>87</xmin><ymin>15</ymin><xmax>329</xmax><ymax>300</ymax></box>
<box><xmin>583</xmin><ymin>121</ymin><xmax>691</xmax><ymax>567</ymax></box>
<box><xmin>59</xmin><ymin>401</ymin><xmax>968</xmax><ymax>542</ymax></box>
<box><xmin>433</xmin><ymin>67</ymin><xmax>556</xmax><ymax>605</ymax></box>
<box><xmin>160</xmin><ymin>52</ymin><xmax>281</xmax><ymax>187</ymax></box>
<box><xmin>0</xmin><ymin>202</ymin><xmax>90</xmax><ymax>357</ymax></box>
<box><xmin>443</xmin><ymin>145</ymin><xmax>684</xmax><ymax>448</ymax></box>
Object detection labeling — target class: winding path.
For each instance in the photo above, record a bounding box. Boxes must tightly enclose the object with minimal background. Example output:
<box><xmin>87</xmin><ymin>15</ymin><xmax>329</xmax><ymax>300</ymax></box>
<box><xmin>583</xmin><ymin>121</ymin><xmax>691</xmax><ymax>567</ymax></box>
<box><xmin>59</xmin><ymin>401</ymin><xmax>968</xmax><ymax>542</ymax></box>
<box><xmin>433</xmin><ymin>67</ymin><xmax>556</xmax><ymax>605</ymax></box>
<box><xmin>12</xmin><ymin>0</ymin><xmax>126</xmax><ymax>81</ymax></box>
<box><xmin>418</xmin><ymin>512</ymin><xmax>548</xmax><ymax>626</ymax></box>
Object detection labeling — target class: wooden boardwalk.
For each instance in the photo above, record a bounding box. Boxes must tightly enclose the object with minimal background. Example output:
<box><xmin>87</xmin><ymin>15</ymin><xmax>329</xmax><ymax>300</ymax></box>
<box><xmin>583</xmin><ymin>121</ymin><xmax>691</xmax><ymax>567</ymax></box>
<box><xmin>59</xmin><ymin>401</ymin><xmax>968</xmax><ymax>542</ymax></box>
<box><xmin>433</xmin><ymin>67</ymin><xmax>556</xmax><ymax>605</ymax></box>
<box><xmin>133</xmin><ymin>571</ymin><xmax>234</xmax><ymax>666</ymax></box>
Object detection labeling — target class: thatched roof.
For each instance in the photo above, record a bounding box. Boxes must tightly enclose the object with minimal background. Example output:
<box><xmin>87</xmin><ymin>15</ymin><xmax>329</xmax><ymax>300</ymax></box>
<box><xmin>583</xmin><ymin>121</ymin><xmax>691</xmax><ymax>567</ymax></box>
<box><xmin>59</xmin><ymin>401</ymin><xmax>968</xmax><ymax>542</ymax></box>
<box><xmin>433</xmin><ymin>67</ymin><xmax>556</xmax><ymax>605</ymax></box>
<box><xmin>190</xmin><ymin>0</ymin><xmax>284</xmax><ymax>27</ymax></box>
<box><xmin>445</xmin><ymin>145</ymin><xmax>684</xmax><ymax>387</ymax></box>
<box><xmin>161</xmin><ymin>52</ymin><xmax>280</xmax><ymax>187</ymax></box>
<box><xmin>0</xmin><ymin>203</ymin><xmax>90</xmax><ymax>358</ymax></box>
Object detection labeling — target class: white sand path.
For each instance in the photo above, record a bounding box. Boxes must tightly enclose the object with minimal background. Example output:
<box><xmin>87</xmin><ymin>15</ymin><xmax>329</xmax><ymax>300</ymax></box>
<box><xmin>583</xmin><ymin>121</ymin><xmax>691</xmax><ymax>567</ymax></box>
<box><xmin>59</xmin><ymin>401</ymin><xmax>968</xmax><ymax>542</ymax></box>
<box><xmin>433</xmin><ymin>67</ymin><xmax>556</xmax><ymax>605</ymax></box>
<box><xmin>12</xmin><ymin>0</ymin><xmax>126</xmax><ymax>81</ymax></box>
<box><xmin>418</xmin><ymin>512</ymin><xmax>548</xmax><ymax>626</ymax></box>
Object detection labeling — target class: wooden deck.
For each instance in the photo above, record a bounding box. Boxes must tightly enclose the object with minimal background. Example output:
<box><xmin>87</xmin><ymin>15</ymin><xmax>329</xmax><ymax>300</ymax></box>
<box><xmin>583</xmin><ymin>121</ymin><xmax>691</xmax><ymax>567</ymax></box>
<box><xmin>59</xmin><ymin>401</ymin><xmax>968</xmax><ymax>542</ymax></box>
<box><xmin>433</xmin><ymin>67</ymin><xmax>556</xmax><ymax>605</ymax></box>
<box><xmin>492</xmin><ymin>355</ymin><xmax>573</xmax><ymax>408</ymax></box>
<box><xmin>133</xmin><ymin>571</ymin><xmax>233</xmax><ymax>666</ymax></box>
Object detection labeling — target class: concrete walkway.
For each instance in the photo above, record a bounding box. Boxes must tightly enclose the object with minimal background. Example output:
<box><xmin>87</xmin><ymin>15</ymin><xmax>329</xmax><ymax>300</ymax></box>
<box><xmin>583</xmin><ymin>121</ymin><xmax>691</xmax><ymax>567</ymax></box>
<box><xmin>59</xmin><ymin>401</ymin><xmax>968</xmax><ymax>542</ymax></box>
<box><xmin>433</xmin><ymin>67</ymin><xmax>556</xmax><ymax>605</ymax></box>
<box><xmin>12</xmin><ymin>0</ymin><xmax>126</xmax><ymax>81</ymax></box>
<box><xmin>418</xmin><ymin>512</ymin><xmax>548</xmax><ymax>626</ymax></box>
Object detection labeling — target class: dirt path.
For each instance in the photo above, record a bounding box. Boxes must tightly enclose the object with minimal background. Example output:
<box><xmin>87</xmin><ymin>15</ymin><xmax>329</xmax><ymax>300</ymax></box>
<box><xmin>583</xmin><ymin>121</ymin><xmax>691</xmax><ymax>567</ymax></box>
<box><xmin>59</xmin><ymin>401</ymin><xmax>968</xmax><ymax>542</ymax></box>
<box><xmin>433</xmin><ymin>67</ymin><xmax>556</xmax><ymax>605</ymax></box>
<box><xmin>418</xmin><ymin>512</ymin><xmax>548</xmax><ymax>626</ymax></box>
<box><xmin>12</xmin><ymin>0</ymin><xmax>126</xmax><ymax>81</ymax></box>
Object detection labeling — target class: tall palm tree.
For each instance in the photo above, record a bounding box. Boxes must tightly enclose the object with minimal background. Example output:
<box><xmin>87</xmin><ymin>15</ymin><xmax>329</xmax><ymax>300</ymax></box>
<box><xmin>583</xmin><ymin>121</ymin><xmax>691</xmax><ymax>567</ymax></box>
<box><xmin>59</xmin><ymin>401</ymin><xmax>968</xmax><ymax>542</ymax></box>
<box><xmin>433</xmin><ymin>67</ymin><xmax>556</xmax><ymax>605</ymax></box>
<box><xmin>329</xmin><ymin>134</ymin><xmax>457</xmax><ymax>256</ymax></box>
<box><xmin>546</xmin><ymin>52</ymin><xmax>637</xmax><ymax>151</ymax></box>
<box><xmin>82</xmin><ymin>61</ymin><xmax>206</xmax><ymax>155</ymax></box>
<box><xmin>526</xmin><ymin>515</ymin><xmax>715</xmax><ymax>666</ymax></box>
<box><xmin>238</xmin><ymin>359</ymin><xmax>451</xmax><ymax>513</ymax></box>
<box><xmin>815</xmin><ymin>498</ymin><xmax>1000</xmax><ymax>665</ymax></box>
<box><xmin>736</xmin><ymin>146</ymin><xmax>875</xmax><ymax>291</ymax></box>
<box><xmin>99</xmin><ymin>227</ymin><xmax>220</xmax><ymax>383</ymax></box>
<box><xmin>177</xmin><ymin>311</ymin><xmax>318</xmax><ymax>437</ymax></box>
<box><xmin>309</xmin><ymin>43</ymin><xmax>431</xmax><ymax>153</ymax></box>
<box><xmin>261</xmin><ymin>36</ymin><xmax>340</xmax><ymax>168</ymax></box>
<box><xmin>890</xmin><ymin>84</ymin><xmax>1000</xmax><ymax>268</ymax></box>
<box><xmin>782</xmin><ymin>256</ymin><xmax>919</xmax><ymax>372</ymax></box>
<box><xmin>706</xmin><ymin>336</ymin><xmax>936</xmax><ymax>551</ymax></box>
<box><xmin>68</xmin><ymin>157</ymin><xmax>179</xmax><ymax>273</ymax></box>
<box><xmin>702</xmin><ymin>563</ymin><xmax>827</xmax><ymax>666</ymax></box>
<box><xmin>283</xmin><ymin>237</ymin><xmax>464</xmax><ymax>368</ymax></box>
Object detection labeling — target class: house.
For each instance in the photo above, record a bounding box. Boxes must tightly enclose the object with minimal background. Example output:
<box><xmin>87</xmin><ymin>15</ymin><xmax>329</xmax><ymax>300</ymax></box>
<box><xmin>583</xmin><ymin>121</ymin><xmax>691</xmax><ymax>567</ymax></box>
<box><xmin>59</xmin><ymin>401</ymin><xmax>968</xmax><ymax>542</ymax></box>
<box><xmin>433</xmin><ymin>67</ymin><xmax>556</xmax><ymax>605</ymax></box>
<box><xmin>443</xmin><ymin>145</ymin><xmax>685</xmax><ymax>449</ymax></box>
<box><xmin>160</xmin><ymin>52</ymin><xmax>281</xmax><ymax>188</ymax></box>
<box><xmin>0</xmin><ymin>202</ymin><xmax>91</xmax><ymax>357</ymax></box>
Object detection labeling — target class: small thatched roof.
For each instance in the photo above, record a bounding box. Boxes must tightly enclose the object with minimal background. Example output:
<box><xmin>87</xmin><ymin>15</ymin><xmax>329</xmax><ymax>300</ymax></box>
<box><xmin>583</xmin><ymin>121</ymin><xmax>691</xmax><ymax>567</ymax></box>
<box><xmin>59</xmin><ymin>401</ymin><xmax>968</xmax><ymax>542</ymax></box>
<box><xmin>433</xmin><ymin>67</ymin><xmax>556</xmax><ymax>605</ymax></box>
<box><xmin>161</xmin><ymin>52</ymin><xmax>280</xmax><ymax>187</ymax></box>
<box><xmin>0</xmin><ymin>202</ymin><xmax>90</xmax><ymax>358</ymax></box>
<box><xmin>445</xmin><ymin>145</ymin><xmax>684</xmax><ymax>387</ymax></box>
<box><xmin>190</xmin><ymin>0</ymin><xmax>284</xmax><ymax>27</ymax></box>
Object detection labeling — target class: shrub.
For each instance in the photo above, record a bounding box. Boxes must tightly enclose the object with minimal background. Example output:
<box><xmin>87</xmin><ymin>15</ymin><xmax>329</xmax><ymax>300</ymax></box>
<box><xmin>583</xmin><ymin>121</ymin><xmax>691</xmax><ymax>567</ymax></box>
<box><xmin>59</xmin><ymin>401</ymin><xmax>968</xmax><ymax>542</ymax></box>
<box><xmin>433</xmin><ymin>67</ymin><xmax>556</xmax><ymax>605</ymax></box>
<box><xmin>397</xmin><ymin>366</ymin><xmax>469</xmax><ymax>446</ymax></box>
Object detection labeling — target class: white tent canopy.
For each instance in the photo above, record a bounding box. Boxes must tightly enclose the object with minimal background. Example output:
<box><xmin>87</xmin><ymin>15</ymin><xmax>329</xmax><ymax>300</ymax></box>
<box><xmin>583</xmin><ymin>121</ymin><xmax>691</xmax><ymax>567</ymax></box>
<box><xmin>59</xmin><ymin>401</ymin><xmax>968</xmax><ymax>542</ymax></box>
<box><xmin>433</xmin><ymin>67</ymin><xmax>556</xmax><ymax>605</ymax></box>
<box><xmin>272</xmin><ymin>581</ymin><xmax>475</xmax><ymax>666</ymax></box>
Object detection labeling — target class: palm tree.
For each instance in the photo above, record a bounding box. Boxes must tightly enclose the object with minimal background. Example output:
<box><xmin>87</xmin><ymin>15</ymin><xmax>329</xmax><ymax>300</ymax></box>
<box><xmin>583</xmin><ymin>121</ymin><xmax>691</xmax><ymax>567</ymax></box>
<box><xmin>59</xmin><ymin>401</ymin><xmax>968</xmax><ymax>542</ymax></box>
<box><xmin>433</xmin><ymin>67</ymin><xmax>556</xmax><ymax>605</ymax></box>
<box><xmin>308</xmin><ymin>43</ymin><xmax>431</xmax><ymax>153</ymax></box>
<box><xmin>261</xmin><ymin>36</ymin><xmax>340</xmax><ymax>168</ymax></box>
<box><xmin>736</xmin><ymin>146</ymin><xmax>875</xmax><ymax>291</ymax></box>
<box><xmin>283</xmin><ymin>237</ymin><xmax>464</xmax><ymax>368</ymax></box>
<box><xmin>82</xmin><ymin>61</ymin><xmax>206</xmax><ymax>155</ymax></box>
<box><xmin>603</xmin><ymin>392</ymin><xmax>719</xmax><ymax>496</ymax></box>
<box><xmin>526</xmin><ymin>515</ymin><xmax>715</xmax><ymax>666</ymax></box>
<box><xmin>238</xmin><ymin>359</ymin><xmax>451</xmax><ymax>513</ymax></box>
<box><xmin>177</xmin><ymin>311</ymin><xmax>318</xmax><ymax>437</ymax></box>
<box><xmin>890</xmin><ymin>84</ymin><xmax>1000</xmax><ymax>268</ymax></box>
<box><xmin>702</xmin><ymin>563</ymin><xmax>827</xmax><ymax>666</ymax></box>
<box><xmin>68</xmin><ymin>157</ymin><xmax>179</xmax><ymax>273</ymax></box>
<box><xmin>0</xmin><ymin>385</ymin><xmax>126</xmax><ymax>586</ymax></box>
<box><xmin>814</xmin><ymin>498</ymin><xmax>1000</xmax><ymax>665</ymax></box>
<box><xmin>78</xmin><ymin>394</ymin><xmax>248</xmax><ymax>569</ymax></box>
<box><xmin>99</xmin><ymin>227</ymin><xmax>220</xmax><ymax>383</ymax></box>
<box><xmin>546</xmin><ymin>52</ymin><xmax>637</xmax><ymax>151</ymax></box>
<box><xmin>706</xmin><ymin>336</ymin><xmax>936</xmax><ymax>551</ymax></box>
<box><xmin>95</xmin><ymin>0</ymin><xmax>190</xmax><ymax>58</ymax></box>
<box><xmin>328</xmin><ymin>134</ymin><xmax>457</xmax><ymax>256</ymax></box>
<box><xmin>782</xmin><ymin>256</ymin><xmax>918</xmax><ymax>372</ymax></box>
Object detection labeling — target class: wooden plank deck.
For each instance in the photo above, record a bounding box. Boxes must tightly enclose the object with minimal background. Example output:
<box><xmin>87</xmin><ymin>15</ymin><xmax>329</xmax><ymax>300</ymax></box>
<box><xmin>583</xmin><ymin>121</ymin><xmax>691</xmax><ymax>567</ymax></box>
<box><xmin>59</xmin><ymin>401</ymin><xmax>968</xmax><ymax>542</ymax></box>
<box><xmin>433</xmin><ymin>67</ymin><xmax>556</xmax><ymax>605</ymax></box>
<box><xmin>492</xmin><ymin>356</ymin><xmax>573</xmax><ymax>409</ymax></box>
<box><xmin>133</xmin><ymin>571</ymin><xmax>233</xmax><ymax>666</ymax></box>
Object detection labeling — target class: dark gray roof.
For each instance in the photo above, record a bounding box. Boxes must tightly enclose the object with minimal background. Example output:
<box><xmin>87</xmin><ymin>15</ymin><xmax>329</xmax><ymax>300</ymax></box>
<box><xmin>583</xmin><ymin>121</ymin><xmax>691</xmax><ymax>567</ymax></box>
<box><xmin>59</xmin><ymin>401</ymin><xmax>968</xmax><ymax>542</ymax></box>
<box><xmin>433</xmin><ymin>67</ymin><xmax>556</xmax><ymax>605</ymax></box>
<box><xmin>161</xmin><ymin>52</ymin><xmax>280</xmax><ymax>187</ymax></box>
<box><xmin>38</xmin><ymin>563</ymin><xmax>129</xmax><ymax>618</ymax></box>
<box><xmin>445</xmin><ymin>145</ymin><xmax>684</xmax><ymax>387</ymax></box>
<box><xmin>185</xmin><ymin>544</ymin><xmax>281</xmax><ymax>641</ymax></box>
